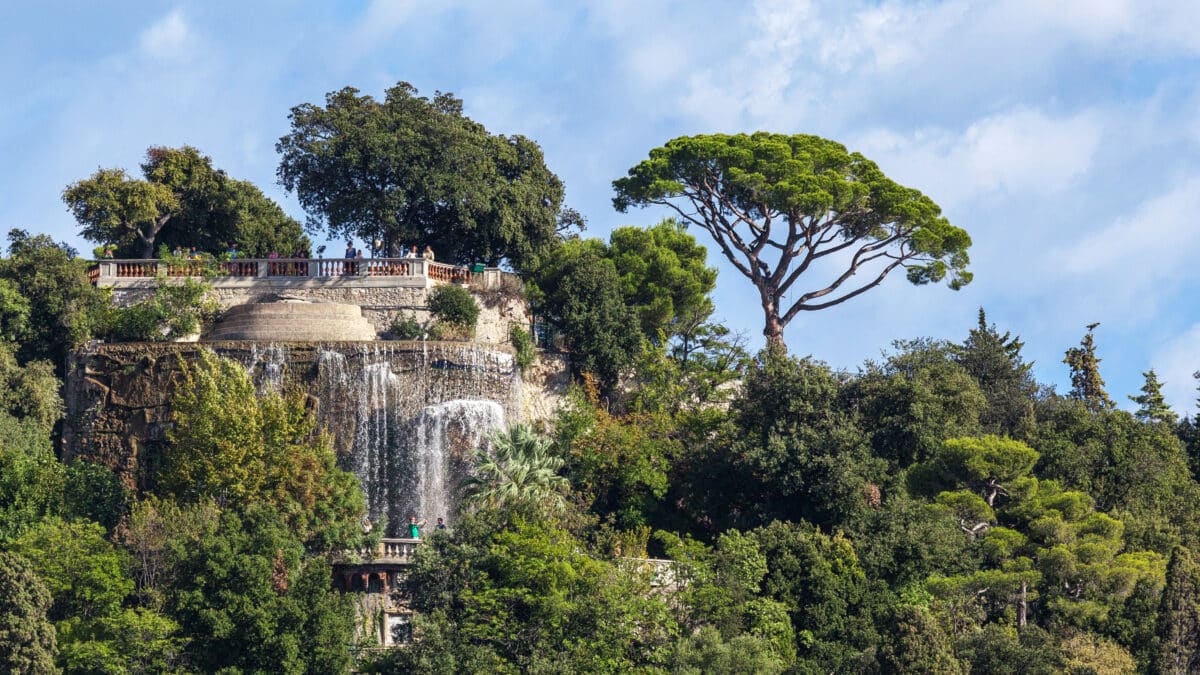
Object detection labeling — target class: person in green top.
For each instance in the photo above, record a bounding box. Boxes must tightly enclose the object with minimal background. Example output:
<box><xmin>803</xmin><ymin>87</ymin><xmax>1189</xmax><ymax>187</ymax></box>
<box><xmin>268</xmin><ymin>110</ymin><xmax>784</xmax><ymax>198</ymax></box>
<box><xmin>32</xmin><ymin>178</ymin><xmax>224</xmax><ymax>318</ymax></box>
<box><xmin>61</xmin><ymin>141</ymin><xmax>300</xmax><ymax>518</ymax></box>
<box><xmin>408</xmin><ymin>515</ymin><xmax>425</xmax><ymax>539</ymax></box>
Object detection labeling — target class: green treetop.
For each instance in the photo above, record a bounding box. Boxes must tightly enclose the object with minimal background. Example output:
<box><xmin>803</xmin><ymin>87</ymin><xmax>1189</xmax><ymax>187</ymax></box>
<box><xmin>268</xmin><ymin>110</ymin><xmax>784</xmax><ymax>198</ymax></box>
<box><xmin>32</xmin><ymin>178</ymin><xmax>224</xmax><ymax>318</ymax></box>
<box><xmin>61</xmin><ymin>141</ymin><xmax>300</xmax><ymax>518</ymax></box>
<box><xmin>63</xmin><ymin>145</ymin><xmax>307</xmax><ymax>259</ymax></box>
<box><xmin>277</xmin><ymin>82</ymin><xmax>568</xmax><ymax>270</ymax></box>
<box><xmin>951</xmin><ymin>308</ymin><xmax>1037</xmax><ymax>436</ymax></box>
<box><xmin>613</xmin><ymin>133</ymin><xmax>972</xmax><ymax>348</ymax></box>
<box><xmin>1064</xmin><ymin>324</ymin><xmax>1114</xmax><ymax>413</ymax></box>
<box><xmin>1131</xmin><ymin>368</ymin><xmax>1176</xmax><ymax>424</ymax></box>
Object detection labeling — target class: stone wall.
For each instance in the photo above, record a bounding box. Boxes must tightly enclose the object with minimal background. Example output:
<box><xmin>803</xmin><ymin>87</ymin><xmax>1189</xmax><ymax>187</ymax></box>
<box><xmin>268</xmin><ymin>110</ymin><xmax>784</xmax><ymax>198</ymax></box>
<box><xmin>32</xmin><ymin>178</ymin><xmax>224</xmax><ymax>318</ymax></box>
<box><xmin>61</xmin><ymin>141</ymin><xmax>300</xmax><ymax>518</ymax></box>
<box><xmin>63</xmin><ymin>341</ymin><xmax>570</xmax><ymax>493</ymax></box>
<box><xmin>110</xmin><ymin>280</ymin><xmax>529</xmax><ymax>345</ymax></box>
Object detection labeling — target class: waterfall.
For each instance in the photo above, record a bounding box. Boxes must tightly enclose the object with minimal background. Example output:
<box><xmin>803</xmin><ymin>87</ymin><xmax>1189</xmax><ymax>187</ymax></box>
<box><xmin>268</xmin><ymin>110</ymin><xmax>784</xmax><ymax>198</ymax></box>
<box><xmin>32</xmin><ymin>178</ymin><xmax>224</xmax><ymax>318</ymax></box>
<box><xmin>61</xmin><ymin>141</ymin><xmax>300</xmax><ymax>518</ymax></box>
<box><xmin>415</xmin><ymin>400</ymin><xmax>505</xmax><ymax>525</ymax></box>
<box><xmin>246</xmin><ymin>343</ymin><xmax>289</xmax><ymax>394</ymax></box>
<box><xmin>301</xmin><ymin>342</ymin><xmax>518</xmax><ymax>535</ymax></box>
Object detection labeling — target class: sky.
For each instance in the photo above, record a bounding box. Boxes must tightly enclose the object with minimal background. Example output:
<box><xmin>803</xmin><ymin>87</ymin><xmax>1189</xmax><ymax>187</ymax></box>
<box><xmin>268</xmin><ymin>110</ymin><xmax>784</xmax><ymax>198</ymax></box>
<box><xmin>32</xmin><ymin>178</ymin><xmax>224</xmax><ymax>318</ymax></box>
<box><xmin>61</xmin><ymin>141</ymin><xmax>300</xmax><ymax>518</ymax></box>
<box><xmin>3</xmin><ymin>0</ymin><xmax>1200</xmax><ymax>413</ymax></box>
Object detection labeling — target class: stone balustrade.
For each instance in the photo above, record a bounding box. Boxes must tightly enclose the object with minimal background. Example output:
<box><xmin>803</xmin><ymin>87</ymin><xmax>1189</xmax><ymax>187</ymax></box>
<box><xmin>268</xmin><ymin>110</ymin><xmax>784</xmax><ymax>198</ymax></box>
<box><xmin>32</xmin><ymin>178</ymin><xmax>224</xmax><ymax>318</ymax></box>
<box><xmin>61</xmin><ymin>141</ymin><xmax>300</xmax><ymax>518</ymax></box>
<box><xmin>88</xmin><ymin>258</ymin><xmax>508</xmax><ymax>290</ymax></box>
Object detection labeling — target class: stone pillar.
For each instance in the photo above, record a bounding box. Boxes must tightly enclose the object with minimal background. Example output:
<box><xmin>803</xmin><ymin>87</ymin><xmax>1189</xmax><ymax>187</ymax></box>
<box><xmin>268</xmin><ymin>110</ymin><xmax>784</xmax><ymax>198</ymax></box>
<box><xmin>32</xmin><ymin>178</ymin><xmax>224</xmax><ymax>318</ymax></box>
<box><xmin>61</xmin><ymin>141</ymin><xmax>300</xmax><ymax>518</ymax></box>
<box><xmin>256</xmin><ymin>260</ymin><xmax>269</xmax><ymax>278</ymax></box>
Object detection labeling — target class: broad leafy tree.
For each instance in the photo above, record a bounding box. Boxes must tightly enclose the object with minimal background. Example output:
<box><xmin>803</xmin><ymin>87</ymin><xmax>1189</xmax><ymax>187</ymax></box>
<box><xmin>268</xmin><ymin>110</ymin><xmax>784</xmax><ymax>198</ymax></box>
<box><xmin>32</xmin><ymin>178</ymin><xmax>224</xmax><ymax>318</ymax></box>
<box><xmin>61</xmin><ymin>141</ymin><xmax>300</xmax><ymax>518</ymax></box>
<box><xmin>0</xmin><ymin>230</ymin><xmax>110</xmax><ymax>368</ymax></box>
<box><xmin>277</xmin><ymin>82</ymin><xmax>566</xmax><ymax>269</ymax></box>
<box><xmin>64</xmin><ymin>146</ymin><xmax>306</xmax><ymax>258</ymax></box>
<box><xmin>162</xmin><ymin>350</ymin><xmax>366</xmax><ymax>551</ymax></box>
<box><xmin>0</xmin><ymin>551</ymin><xmax>57</xmax><ymax>673</ymax></box>
<box><xmin>613</xmin><ymin>133</ymin><xmax>972</xmax><ymax>347</ymax></box>
<box><xmin>529</xmin><ymin>239</ymin><xmax>640</xmax><ymax>389</ymax></box>
<box><xmin>607</xmin><ymin>218</ymin><xmax>717</xmax><ymax>342</ymax></box>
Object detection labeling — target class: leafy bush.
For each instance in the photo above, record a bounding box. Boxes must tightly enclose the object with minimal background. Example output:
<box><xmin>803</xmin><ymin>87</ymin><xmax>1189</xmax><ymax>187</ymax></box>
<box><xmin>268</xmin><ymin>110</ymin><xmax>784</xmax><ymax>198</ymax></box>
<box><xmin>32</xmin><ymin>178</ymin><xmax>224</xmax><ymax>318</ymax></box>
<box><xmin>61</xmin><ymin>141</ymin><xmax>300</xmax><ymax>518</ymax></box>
<box><xmin>428</xmin><ymin>285</ymin><xmax>479</xmax><ymax>331</ymax></box>
<box><xmin>510</xmin><ymin>324</ymin><xmax>535</xmax><ymax>371</ymax></box>
<box><xmin>390</xmin><ymin>314</ymin><xmax>424</xmax><ymax>340</ymax></box>
<box><xmin>106</xmin><ymin>278</ymin><xmax>218</xmax><ymax>341</ymax></box>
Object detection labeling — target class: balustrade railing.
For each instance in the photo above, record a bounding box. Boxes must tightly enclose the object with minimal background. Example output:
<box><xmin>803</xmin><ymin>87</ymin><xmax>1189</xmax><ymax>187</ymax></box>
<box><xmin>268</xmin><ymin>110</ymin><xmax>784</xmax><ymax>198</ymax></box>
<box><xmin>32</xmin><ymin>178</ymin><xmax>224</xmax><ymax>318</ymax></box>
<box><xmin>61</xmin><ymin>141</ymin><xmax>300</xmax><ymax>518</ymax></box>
<box><xmin>89</xmin><ymin>258</ymin><xmax>506</xmax><ymax>287</ymax></box>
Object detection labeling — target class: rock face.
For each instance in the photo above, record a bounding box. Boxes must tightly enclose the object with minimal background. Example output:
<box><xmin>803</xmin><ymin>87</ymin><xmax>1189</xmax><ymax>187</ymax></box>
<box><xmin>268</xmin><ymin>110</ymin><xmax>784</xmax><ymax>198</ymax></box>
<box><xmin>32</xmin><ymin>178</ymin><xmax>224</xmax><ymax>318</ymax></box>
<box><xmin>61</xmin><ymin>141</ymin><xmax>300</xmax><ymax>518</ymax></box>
<box><xmin>65</xmin><ymin>341</ymin><xmax>566</xmax><ymax>534</ymax></box>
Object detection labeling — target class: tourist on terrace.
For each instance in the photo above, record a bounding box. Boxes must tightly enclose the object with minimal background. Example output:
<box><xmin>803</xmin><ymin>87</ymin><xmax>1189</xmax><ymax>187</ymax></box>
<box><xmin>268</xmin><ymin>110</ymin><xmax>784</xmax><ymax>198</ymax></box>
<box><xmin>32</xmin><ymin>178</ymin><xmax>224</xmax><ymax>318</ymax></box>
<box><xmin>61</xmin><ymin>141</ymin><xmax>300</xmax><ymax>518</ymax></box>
<box><xmin>408</xmin><ymin>515</ymin><xmax>425</xmax><ymax>539</ymax></box>
<box><xmin>226</xmin><ymin>243</ymin><xmax>239</xmax><ymax>260</ymax></box>
<box><xmin>344</xmin><ymin>242</ymin><xmax>357</xmax><ymax>275</ymax></box>
<box><xmin>435</xmin><ymin>517</ymin><xmax>447</xmax><ymax>531</ymax></box>
<box><xmin>101</xmin><ymin>248</ymin><xmax>114</xmax><ymax>259</ymax></box>
<box><xmin>406</xmin><ymin>245</ymin><xmax>418</xmax><ymax>259</ymax></box>
<box><xmin>423</xmin><ymin>245</ymin><xmax>435</xmax><ymax>261</ymax></box>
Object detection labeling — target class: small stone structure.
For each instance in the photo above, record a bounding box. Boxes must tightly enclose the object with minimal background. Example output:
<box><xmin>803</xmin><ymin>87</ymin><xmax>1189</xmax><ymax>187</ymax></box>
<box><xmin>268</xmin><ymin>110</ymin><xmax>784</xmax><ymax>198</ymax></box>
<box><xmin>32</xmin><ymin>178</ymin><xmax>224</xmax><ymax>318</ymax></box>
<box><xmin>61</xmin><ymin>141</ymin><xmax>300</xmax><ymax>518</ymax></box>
<box><xmin>206</xmin><ymin>302</ymin><xmax>377</xmax><ymax>342</ymax></box>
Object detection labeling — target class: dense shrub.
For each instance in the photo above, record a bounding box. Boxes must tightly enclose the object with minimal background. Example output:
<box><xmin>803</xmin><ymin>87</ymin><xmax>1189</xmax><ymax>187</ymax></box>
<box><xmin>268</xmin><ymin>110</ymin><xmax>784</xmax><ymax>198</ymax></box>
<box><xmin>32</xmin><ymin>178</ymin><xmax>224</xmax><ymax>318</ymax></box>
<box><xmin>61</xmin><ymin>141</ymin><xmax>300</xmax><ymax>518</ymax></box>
<box><xmin>428</xmin><ymin>284</ymin><xmax>480</xmax><ymax>329</ymax></box>
<box><xmin>510</xmin><ymin>324</ymin><xmax>535</xmax><ymax>371</ymax></box>
<box><xmin>389</xmin><ymin>314</ymin><xmax>424</xmax><ymax>340</ymax></box>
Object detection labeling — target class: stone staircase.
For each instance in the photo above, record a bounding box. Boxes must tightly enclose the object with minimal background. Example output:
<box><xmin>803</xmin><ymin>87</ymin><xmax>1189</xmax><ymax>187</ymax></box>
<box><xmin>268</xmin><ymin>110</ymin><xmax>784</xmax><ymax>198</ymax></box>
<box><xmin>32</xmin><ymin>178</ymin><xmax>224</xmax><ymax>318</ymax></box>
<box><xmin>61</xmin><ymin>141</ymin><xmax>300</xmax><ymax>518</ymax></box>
<box><xmin>204</xmin><ymin>302</ymin><xmax>378</xmax><ymax>341</ymax></box>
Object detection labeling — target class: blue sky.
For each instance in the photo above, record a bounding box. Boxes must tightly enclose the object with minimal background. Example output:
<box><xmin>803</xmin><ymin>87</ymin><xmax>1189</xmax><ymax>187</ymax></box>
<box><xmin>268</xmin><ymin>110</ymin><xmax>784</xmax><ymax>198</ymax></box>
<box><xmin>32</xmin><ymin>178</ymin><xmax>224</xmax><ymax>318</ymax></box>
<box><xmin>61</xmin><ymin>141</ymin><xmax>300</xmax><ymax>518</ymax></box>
<box><xmin>3</xmin><ymin>0</ymin><xmax>1200</xmax><ymax>413</ymax></box>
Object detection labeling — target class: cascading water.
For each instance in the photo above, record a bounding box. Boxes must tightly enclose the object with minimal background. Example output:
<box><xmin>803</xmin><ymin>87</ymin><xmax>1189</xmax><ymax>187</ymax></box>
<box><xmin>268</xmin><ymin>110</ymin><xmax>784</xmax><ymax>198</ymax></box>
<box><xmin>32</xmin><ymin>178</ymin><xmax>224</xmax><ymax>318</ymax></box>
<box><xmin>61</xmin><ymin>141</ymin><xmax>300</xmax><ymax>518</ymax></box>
<box><xmin>297</xmin><ymin>342</ymin><xmax>518</xmax><ymax>535</ymax></box>
<box><xmin>415</xmin><ymin>400</ymin><xmax>505</xmax><ymax>527</ymax></box>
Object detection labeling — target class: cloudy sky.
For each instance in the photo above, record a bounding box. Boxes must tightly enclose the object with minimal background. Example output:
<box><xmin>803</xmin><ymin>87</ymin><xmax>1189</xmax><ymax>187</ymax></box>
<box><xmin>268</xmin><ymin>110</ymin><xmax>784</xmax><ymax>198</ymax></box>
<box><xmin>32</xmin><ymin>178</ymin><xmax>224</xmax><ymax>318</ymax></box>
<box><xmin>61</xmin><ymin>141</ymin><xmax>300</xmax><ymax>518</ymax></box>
<box><xmin>3</xmin><ymin>0</ymin><xmax>1200</xmax><ymax>413</ymax></box>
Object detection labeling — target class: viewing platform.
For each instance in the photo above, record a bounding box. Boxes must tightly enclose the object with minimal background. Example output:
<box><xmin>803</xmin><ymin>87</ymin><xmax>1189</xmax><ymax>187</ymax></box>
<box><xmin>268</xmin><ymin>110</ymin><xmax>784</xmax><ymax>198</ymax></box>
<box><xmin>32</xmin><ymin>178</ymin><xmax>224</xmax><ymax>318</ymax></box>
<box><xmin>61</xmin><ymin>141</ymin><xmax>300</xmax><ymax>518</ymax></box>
<box><xmin>88</xmin><ymin>258</ymin><xmax>511</xmax><ymax>290</ymax></box>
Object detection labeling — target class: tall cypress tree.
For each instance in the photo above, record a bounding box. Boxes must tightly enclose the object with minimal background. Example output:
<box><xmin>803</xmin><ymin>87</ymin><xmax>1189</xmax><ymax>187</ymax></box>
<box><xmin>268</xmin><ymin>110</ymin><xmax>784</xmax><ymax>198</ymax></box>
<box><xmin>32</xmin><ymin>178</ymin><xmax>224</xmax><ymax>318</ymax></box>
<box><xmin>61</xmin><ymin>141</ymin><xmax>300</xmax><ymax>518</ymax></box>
<box><xmin>1130</xmin><ymin>368</ymin><xmax>1176</xmax><ymax>424</ymax></box>
<box><xmin>1158</xmin><ymin>546</ymin><xmax>1200</xmax><ymax>675</ymax></box>
<box><xmin>1063</xmin><ymin>324</ymin><xmax>1114</xmax><ymax>413</ymax></box>
<box><xmin>952</xmin><ymin>308</ymin><xmax>1036</xmax><ymax>436</ymax></box>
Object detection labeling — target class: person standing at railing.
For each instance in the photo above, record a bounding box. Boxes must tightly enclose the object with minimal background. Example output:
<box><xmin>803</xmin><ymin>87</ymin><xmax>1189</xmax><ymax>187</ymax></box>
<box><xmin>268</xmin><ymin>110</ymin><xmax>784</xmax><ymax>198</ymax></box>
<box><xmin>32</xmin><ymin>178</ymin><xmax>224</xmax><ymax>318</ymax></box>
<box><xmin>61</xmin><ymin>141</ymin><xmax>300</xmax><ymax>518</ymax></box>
<box><xmin>423</xmin><ymin>245</ymin><xmax>435</xmax><ymax>262</ymax></box>
<box><xmin>343</xmin><ymin>242</ymin><xmax>357</xmax><ymax>275</ymax></box>
<box><xmin>435</xmin><ymin>517</ymin><xmax>447</xmax><ymax>531</ymax></box>
<box><xmin>226</xmin><ymin>244</ymin><xmax>239</xmax><ymax>260</ymax></box>
<box><xmin>406</xmin><ymin>245</ymin><xmax>418</xmax><ymax>259</ymax></box>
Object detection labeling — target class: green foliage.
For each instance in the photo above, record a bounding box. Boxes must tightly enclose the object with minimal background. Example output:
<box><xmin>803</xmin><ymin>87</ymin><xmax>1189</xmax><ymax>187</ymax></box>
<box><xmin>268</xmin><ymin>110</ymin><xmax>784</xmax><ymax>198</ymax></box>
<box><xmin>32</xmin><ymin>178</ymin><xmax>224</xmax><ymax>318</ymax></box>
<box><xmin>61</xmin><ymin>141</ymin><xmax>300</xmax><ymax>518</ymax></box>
<box><xmin>14</xmin><ymin>518</ymin><xmax>133</xmax><ymax>623</ymax></box>
<box><xmin>879</xmin><ymin>604</ymin><xmax>963</xmax><ymax>674</ymax></box>
<box><xmin>0</xmin><ymin>551</ymin><xmax>58</xmax><ymax>674</ymax></box>
<box><xmin>277</xmin><ymin>82</ymin><xmax>565</xmax><ymax>270</ymax></box>
<box><xmin>952</xmin><ymin>308</ymin><xmax>1037</xmax><ymax>436</ymax></box>
<box><xmin>389</xmin><ymin>312</ymin><xmax>424</xmax><ymax>340</ymax></box>
<box><xmin>0</xmin><ymin>277</ymin><xmax>30</xmax><ymax>343</ymax></box>
<box><xmin>606</xmin><ymin>218</ymin><xmax>717</xmax><ymax>343</ymax></box>
<box><xmin>106</xmin><ymin>276</ymin><xmax>219</xmax><ymax>341</ymax></box>
<box><xmin>554</xmin><ymin>388</ymin><xmax>676</xmax><ymax>528</ymax></box>
<box><xmin>463</xmin><ymin>424</ymin><xmax>568</xmax><ymax>513</ymax></box>
<box><xmin>162</xmin><ymin>350</ymin><xmax>367</xmax><ymax>551</ymax></box>
<box><xmin>64</xmin><ymin>145</ymin><xmax>307</xmax><ymax>259</ymax></box>
<box><xmin>852</xmin><ymin>339</ymin><xmax>987</xmax><ymax>469</ymax></box>
<box><xmin>720</xmin><ymin>351</ymin><xmax>881</xmax><ymax>529</ymax></box>
<box><xmin>0</xmin><ymin>413</ymin><xmax>66</xmax><ymax>542</ymax></box>
<box><xmin>1033</xmin><ymin>401</ymin><xmax>1199</xmax><ymax>534</ymax></box>
<box><xmin>509</xmin><ymin>323</ymin><xmax>535</xmax><ymax>371</ymax></box>
<box><xmin>400</xmin><ymin>512</ymin><xmax>677</xmax><ymax>672</ymax></box>
<box><xmin>614</xmin><ymin>132</ymin><xmax>972</xmax><ymax>345</ymax></box>
<box><xmin>1064</xmin><ymin>324</ymin><xmax>1115</xmax><ymax>412</ymax></box>
<box><xmin>1</xmin><ymin>229</ymin><xmax>111</xmax><ymax>368</ymax></box>
<box><xmin>167</xmin><ymin>507</ymin><xmax>355</xmax><ymax>674</ymax></box>
<box><xmin>1131</xmin><ymin>368</ymin><xmax>1177</xmax><ymax>424</ymax></box>
<box><xmin>670</xmin><ymin>625</ymin><xmax>788</xmax><ymax>675</ymax></box>
<box><xmin>911</xmin><ymin>436</ymin><xmax>1040</xmax><ymax>507</ymax></box>
<box><xmin>956</xmin><ymin>624</ymin><xmax>1062</xmax><ymax>674</ymax></box>
<box><xmin>1158</xmin><ymin>546</ymin><xmax>1200</xmax><ymax>674</ymax></box>
<box><xmin>749</xmin><ymin>521</ymin><xmax>880</xmax><ymax>670</ymax></box>
<box><xmin>427</xmin><ymin>283</ymin><xmax>480</xmax><ymax>332</ymax></box>
<box><xmin>528</xmin><ymin>239</ymin><xmax>639</xmax><ymax>390</ymax></box>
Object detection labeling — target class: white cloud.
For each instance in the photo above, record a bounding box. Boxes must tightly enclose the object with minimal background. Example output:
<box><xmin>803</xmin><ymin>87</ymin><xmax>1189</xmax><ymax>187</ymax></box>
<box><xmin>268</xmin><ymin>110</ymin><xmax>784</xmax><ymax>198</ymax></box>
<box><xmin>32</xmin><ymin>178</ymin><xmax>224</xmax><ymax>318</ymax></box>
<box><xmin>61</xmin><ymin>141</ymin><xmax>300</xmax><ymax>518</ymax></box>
<box><xmin>853</xmin><ymin>108</ymin><xmax>1103</xmax><ymax>207</ymax></box>
<box><xmin>1152</xmin><ymin>323</ymin><xmax>1200</xmax><ymax>414</ymax></box>
<box><xmin>139</xmin><ymin>10</ymin><xmax>190</xmax><ymax>56</ymax></box>
<box><xmin>1063</xmin><ymin>175</ymin><xmax>1200</xmax><ymax>276</ymax></box>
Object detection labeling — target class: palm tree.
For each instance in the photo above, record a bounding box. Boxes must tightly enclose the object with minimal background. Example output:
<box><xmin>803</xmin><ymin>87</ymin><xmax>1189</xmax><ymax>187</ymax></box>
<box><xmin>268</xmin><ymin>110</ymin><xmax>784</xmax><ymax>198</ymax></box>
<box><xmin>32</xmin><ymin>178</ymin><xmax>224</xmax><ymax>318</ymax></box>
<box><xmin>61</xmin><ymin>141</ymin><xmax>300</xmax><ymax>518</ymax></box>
<box><xmin>462</xmin><ymin>424</ymin><xmax>568</xmax><ymax>511</ymax></box>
